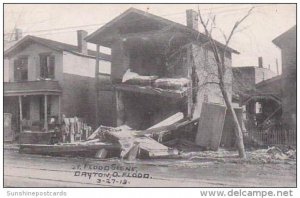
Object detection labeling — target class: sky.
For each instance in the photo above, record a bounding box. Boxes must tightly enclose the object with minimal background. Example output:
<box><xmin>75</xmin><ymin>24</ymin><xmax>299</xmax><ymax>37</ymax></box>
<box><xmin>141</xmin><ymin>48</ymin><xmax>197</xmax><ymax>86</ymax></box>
<box><xmin>4</xmin><ymin>4</ymin><xmax>296</xmax><ymax>74</ymax></box>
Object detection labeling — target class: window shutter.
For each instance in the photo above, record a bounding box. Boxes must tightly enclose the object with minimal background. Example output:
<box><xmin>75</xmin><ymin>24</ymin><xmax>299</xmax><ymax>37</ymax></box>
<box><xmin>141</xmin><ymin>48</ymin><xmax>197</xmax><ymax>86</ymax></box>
<box><xmin>49</xmin><ymin>55</ymin><xmax>55</xmax><ymax>78</ymax></box>
<box><xmin>40</xmin><ymin>55</ymin><xmax>45</xmax><ymax>78</ymax></box>
<box><xmin>14</xmin><ymin>59</ymin><xmax>20</xmax><ymax>81</ymax></box>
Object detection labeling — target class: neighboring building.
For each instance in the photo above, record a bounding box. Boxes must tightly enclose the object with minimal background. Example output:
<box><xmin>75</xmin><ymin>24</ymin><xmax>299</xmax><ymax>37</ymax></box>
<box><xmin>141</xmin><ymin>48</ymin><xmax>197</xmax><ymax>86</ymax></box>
<box><xmin>242</xmin><ymin>75</ymin><xmax>282</xmax><ymax>128</ymax></box>
<box><xmin>85</xmin><ymin>8</ymin><xmax>238</xmax><ymax>130</ymax></box>
<box><xmin>240</xmin><ymin>25</ymin><xmax>296</xmax><ymax>131</ymax></box>
<box><xmin>4</xmin><ymin>30</ymin><xmax>111</xmax><ymax>140</ymax></box>
<box><xmin>273</xmin><ymin>25</ymin><xmax>296</xmax><ymax>129</ymax></box>
<box><xmin>232</xmin><ymin>57</ymin><xmax>277</xmax><ymax>103</ymax></box>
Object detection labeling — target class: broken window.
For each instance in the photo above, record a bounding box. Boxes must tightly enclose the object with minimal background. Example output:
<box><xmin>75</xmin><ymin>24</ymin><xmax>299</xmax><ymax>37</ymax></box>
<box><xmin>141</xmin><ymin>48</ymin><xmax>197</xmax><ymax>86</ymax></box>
<box><xmin>255</xmin><ymin>102</ymin><xmax>262</xmax><ymax>113</ymax></box>
<box><xmin>40</xmin><ymin>54</ymin><xmax>55</xmax><ymax>79</ymax></box>
<box><xmin>14</xmin><ymin>56</ymin><xmax>28</xmax><ymax>81</ymax></box>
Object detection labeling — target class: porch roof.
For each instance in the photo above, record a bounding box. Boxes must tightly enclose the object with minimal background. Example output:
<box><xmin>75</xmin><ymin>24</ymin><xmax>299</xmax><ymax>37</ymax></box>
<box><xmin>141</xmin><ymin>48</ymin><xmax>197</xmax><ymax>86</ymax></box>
<box><xmin>4</xmin><ymin>80</ymin><xmax>62</xmax><ymax>96</ymax></box>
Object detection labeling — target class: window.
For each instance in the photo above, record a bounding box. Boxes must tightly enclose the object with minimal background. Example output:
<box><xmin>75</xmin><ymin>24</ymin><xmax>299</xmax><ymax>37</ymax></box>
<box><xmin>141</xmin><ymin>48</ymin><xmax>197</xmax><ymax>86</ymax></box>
<box><xmin>40</xmin><ymin>54</ymin><xmax>55</xmax><ymax>79</ymax></box>
<box><xmin>14</xmin><ymin>56</ymin><xmax>28</xmax><ymax>81</ymax></box>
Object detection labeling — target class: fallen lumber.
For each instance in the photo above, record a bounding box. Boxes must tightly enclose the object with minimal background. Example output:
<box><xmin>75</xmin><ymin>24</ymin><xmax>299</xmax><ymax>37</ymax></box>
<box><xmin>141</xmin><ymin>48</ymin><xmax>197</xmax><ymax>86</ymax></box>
<box><xmin>148</xmin><ymin>112</ymin><xmax>184</xmax><ymax>129</ymax></box>
<box><xmin>87</xmin><ymin>125</ymin><xmax>121</xmax><ymax>140</ymax></box>
<box><xmin>133</xmin><ymin>119</ymin><xmax>195</xmax><ymax>137</ymax></box>
<box><xmin>87</xmin><ymin>126</ymin><xmax>101</xmax><ymax>140</ymax></box>
<box><xmin>19</xmin><ymin>142</ymin><xmax>121</xmax><ymax>157</ymax></box>
<box><xmin>135</xmin><ymin>136</ymin><xmax>178</xmax><ymax>158</ymax></box>
<box><xmin>106</xmin><ymin>127</ymin><xmax>177</xmax><ymax>159</ymax></box>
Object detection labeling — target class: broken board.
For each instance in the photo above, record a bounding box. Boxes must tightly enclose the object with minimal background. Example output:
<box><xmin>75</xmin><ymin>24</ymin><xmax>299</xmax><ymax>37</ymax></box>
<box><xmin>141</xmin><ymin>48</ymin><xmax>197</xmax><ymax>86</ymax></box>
<box><xmin>106</xmin><ymin>129</ymin><xmax>175</xmax><ymax>159</ymax></box>
<box><xmin>195</xmin><ymin>102</ymin><xmax>227</xmax><ymax>151</ymax></box>
<box><xmin>148</xmin><ymin>112</ymin><xmax>184</xmax><ymax>129</ymax></box>
<box><xmin>135</xmin><ymin>136</ymin><xmax>176</xmax><ymax>158</ymax></box>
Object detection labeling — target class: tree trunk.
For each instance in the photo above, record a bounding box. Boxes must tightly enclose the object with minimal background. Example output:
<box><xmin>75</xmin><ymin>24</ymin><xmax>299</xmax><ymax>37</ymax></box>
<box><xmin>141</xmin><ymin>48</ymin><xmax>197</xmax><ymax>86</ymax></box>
<box><xmin>219</xmin><ymin>81</ymin><xmax>246</xmax><ymax>158</ymax></box>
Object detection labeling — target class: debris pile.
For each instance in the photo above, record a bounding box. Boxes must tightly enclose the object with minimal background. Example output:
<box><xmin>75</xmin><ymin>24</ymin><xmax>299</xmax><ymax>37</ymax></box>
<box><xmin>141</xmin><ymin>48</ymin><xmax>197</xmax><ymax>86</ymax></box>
<box><xmin>85</xmin><ymin>112</ymin><xmax>187</xmax><ymax>160</ymax></box>
<box><xmin>265</xmin><ymin>146</ymin><xmax>296</xmax><ymax>160</ymax></box>
<box><xmin>85</xmin><ymin>125</ymin><xmax>179</xmax><ymax>160</ymax></box>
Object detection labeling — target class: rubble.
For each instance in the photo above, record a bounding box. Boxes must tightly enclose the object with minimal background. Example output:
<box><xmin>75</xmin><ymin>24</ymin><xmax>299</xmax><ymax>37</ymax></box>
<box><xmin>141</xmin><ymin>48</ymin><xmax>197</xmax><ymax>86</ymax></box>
<box><xmin>177</xmin><ymin>146</ymin><xmax>296</xmax><ymax>165</ymax></box>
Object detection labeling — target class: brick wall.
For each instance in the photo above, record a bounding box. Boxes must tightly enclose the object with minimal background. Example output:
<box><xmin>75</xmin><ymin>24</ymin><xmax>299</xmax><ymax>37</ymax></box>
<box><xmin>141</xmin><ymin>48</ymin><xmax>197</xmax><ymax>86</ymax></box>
<box><xmin>232</xmin><ymin>67</ymin><xmax>277</xmax><ymax>98</ymax></box>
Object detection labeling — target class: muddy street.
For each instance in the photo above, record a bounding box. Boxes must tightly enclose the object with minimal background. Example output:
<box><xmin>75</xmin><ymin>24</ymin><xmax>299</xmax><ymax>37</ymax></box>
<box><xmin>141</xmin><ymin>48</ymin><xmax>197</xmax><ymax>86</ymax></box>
<box><xmin>4</xmin><ymin>149</ymin><xmax>296</xmax><ymax>187</ymax></box>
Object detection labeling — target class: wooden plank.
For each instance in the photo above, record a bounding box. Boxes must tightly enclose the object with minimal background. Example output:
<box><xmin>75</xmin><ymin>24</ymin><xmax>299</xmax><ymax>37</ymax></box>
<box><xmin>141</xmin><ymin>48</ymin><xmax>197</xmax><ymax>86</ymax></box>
<box><xmin>133</xmin><ymin>119</ymin><xmax>193</xmax><ymax>137</ymax></box>
<box><xmin>19</xmin><ymin>142</ymin><xmax>120</xmax><ymax>156</ymax></box>
<box><xmin>58</xmin><ymin>95</ymin><xmax>61</xmax><ymax>124</ymax></box>
<box><xmin>18</xmin><ymin>96</ymin><xmax>22</xmax><ymax>133</ymax></box>
<box><xmin>107</xmin><ymin>128</ymin><xmax>175</xmax><ymax>159</ymax></box>
<box><xmin>87</xmin><ymin>126</ymin><xmax>101</xmax><ymax>140</ymax></box>
<box><xmin>195</xmin><ymin>102</ymin><xmax>227</xmax><ymax>150</ymax></box>
<box><xmin>44</xmin><ymin>95</ymin><xmax>48</xmax><ymax>132</ymax></box>
<box><xmin>148</xmin><ymin>112</ymin><xmax>184</xmax><ymax>129</ymax></box>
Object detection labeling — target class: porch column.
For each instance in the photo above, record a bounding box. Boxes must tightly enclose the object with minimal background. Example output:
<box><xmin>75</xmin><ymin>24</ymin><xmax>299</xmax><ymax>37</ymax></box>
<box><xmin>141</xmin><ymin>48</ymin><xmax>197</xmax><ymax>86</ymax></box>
<box><xmin>115</xmin><ymin>90</ymin><xmax>125</xmax><ymax>127</ymax></box>
<box><xmin>95</xmin><ymin>44</ymin><xmax>100</xmax><ymax>126</ymax></box>
<box><xmin>44</xmin><ymin>95</ymin><xmax>48</xmax><ymax>132</ymax></box>
<box><xmin>18</xmin><ymin>96</ymin><xmax>23</xmax><ymax>133</ymax></box>
<box><xmin>58</xmin><ymin>95</ymin><xmax>61</xmax><ymax>124</ymax></box>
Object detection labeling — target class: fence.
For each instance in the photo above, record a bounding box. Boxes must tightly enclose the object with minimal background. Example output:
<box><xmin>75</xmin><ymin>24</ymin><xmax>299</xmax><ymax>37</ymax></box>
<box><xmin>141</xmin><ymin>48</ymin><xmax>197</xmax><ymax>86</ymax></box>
<box><xmin>248</xmin><ymin>129</ymin><xmax>296</xmax><ymax>146</ymax></box>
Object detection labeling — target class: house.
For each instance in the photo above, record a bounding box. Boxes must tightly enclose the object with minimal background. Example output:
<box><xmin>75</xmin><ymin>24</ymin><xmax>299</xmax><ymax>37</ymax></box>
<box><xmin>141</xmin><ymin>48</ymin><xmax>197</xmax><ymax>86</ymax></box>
<box><xmin>240</xmin><ymin>26</ymin><xmax>296</xmax><ymax>130</ymax></box>
<box><xmin>4</xmin><ymin>30</ymin><xmax>111</xmax><ymax>141</ymax></box>
<box><xmin>272</xmin><ymin>25</ymin><xmax>296</xmax><ymax>129</ymax></box>
<box><xmin>85</xmin><ymin>8</ymin><xmax>238</xmax><ymax>134</ymax></box>
<box><xmin>235</xmin><ymin>25</ymin><xmax>296</xmax><ymax>146</ymax></box>
<box><xmin>241</xmin><ymin>75</ymin><xmax>282</xmax><ymax>129</ymax></box>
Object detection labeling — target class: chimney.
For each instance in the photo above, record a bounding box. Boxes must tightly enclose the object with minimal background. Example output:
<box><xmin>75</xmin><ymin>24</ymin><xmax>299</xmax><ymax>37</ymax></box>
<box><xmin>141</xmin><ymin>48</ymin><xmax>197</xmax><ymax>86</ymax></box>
<box><xmin>77</xmin><ymin>30</ymin><xmax>88</xmax><ymax>54</ymax></box>
<box><xmin>258</xmin><ymin>57</ymin><xmax>263</xmax><ymax>68</ymax></box>
<box><xmin>15</xmin><ymin>28</ymin><xmax>22</xmax><ymax>41</ymax></box>
<box><xmin>186</xmin><ymin>9</ymin><xmax>198</xmax><ymax>30</ymax></box>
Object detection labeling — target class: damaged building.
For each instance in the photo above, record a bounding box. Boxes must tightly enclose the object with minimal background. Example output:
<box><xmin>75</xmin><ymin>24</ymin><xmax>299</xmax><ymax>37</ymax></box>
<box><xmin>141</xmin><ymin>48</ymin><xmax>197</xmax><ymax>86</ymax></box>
<box><xmin>85</xmin><ymin>8</ymin><xmax>239</xmax><ymax>149</ymax></box>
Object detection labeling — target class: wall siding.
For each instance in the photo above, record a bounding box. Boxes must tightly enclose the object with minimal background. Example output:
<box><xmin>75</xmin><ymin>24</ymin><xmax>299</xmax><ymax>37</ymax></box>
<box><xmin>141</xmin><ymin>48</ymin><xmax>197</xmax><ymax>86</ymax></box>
<box><xmin>7</xmin><ymin>43</ymin><xmax>63</xmax><ymax>82</ymax></box>
<box><xmin>192</xmin><ymin>44</ymin><xmax>232</xmax><ymax>119</ymax></box>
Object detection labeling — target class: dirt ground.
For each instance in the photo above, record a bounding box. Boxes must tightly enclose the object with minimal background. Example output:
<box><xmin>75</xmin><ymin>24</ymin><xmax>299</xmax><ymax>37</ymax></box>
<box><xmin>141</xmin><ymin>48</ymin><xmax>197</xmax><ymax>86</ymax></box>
<box><xmin>3</xmin><ymin>147</ymin><xmax>296</xmax><ymax>187</ymax></box>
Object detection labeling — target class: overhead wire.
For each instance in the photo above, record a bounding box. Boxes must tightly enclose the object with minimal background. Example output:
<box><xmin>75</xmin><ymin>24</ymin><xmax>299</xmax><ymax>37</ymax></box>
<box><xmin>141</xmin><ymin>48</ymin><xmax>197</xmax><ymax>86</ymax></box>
<box><xmin>4</xmin><ymin>4</ymin><xmax>272</xmax><ymax>37</ymax></box>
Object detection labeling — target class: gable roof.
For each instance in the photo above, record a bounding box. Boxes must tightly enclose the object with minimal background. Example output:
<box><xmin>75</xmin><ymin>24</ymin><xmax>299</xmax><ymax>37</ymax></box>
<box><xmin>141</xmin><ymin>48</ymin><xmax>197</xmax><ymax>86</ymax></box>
<box><xmin>4</xmin><ymin>35</ymin><xmax>111</xmax><ymax>61</ymax></box>
<box><xmin>85</xmin><ymin>7</ymin><xmax>239</xmax><ymax>54</ymax></box>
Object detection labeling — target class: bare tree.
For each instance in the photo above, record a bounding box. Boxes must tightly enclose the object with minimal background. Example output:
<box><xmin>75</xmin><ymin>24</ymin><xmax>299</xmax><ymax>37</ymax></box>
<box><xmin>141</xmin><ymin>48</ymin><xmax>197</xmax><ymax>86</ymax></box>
<box><xmin>195</xmin><ymin>6</ymin><xmax>255</xmax><ymax>158</ymax></box>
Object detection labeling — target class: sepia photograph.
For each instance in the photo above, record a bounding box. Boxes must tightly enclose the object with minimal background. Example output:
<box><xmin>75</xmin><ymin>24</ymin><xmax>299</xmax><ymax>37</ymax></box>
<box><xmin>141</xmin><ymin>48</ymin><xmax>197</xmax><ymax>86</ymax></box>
<box><xmin>2</xmin><ymin>3</ymin><xmax>297</xmax><ymax>189</ymax></box>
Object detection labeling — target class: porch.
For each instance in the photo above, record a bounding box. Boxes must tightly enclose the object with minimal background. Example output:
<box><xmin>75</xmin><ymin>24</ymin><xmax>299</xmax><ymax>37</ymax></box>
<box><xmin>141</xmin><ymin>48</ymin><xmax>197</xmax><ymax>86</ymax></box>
<box><xmin>4</xmin><ymin>80</ymin><xmax>62</xmax><ymax>140</ymax></box>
